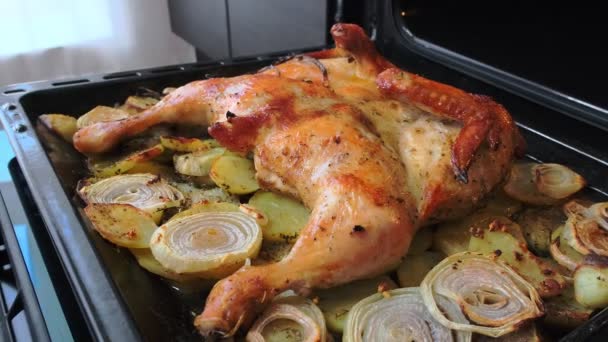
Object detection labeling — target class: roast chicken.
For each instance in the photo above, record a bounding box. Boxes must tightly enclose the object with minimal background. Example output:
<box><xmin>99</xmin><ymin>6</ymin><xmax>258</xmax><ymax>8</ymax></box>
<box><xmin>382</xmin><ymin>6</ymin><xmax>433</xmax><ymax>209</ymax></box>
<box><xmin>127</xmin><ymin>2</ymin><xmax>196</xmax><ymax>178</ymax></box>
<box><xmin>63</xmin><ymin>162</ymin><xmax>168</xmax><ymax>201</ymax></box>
<box><xmin>73</xmin><ymin>24</ymin><xmax>522</xmax><ymax>336</ymax></box>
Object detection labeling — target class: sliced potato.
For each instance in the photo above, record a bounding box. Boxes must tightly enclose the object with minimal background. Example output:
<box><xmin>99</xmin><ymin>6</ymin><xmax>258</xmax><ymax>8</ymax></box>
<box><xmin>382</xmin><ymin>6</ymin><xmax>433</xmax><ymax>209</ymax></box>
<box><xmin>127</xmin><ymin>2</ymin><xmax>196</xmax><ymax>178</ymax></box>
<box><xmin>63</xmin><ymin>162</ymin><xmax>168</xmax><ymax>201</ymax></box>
<box><xmin>574</xmin><ymin>262</ymin><xmax>608</xmax><ymax>308</ymax></box>
<box><xmin>433</xmin><ymin>214</ymin><xmax>524</xmax><ymax>256</ymax></box>
<box><xmin>173</xmin><ymin>148</ymin><xmax>226</xmax><ymax>176</ymax></box>
<box><xmin>516</xmin><ymin>206</ymin><xmax>565</xmax><ymax>256</ymax></box>
<box><xmin>39</xmin><ymin>114</ymin><xmax>77</xmax><ymax>143</ymax></box>
<box><xmin>125</xmin><ymin>161</ymin><xmax>174</xmax><ymax>178</ymax></box>
<box><xmin>160</xmin><ymin>136</ymin><xmax>221</xmax><ymax>152</ymax></box>
<box><xmin>124</xmin><ymin>96</ymin><xmax>159</xmax><ymax>112</ymax></box>
<box><xmin>397</xmin><ymin>251</ymin><xmax>444</xmax><ymax>287</ymax></box>
<box><xmin>210</xmin><ymin>155</ymin><xmax>260</xmax><ymax>195</ymax></box>
<box><xmin>172</xmin><ymin>183</ymin><xmax>238</xmax><ymax>205</ymax></box>
<box><xmin>469</xmin><ymin>228</ymin><xmax>567</xmax><ymax>297</ymax></box>
<box><xmin>84</xmin><ymin>203</ymin><xmax>157</xmax><ymax>248</ymax></box>
<box><xmin>248</xmin><ymin>191</ymin><xmax>310</xmax><ymax>243</ymax></box>
<box><xmin>407</xmin><ymin>227</ymin><xmax>433</xmax><ymax>255</ymax></box>
<box><xmin>90</xmin><ymin>144</ymin><xmax>165</xmax><ymax>178</ymax></box>
<box><xmin>315</xmin><ymin>276</ymin><xmax>397</xmax><ymax>333</ymax></box>
<box><xmin>544</xmin><ymin>286</ymin><xmax>593</xmax><ymax>330</ymax></box>
<box><xmin>169</xmin><ymin>201</ymin><xmax>239</xmax><ymax>221</ymax></box>
<box><xmin>77</xmin><ymin>105</ymin><xmax>130</xmax><ymax>129</ymax></box>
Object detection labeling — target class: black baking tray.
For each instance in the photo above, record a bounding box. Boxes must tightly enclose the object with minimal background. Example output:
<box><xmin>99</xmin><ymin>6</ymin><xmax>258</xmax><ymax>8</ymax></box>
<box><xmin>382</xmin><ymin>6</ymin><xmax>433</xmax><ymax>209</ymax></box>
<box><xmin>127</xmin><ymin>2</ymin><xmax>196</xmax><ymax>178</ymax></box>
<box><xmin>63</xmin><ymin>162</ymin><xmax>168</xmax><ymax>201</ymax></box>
<box><xmin>1</xmin><ymin>2</ymin><xmax>608</xmax><ymax>341</ymax></box>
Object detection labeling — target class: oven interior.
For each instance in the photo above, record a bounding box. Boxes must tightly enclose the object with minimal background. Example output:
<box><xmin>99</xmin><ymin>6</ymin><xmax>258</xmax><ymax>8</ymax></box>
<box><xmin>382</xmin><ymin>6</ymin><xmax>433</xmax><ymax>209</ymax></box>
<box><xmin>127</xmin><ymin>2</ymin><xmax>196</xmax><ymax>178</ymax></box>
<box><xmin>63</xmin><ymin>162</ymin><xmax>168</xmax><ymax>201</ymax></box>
<box><xmin>1</xmin><ymin>1</ymin><xmax>608</xmax><ymax>341</ymax></box>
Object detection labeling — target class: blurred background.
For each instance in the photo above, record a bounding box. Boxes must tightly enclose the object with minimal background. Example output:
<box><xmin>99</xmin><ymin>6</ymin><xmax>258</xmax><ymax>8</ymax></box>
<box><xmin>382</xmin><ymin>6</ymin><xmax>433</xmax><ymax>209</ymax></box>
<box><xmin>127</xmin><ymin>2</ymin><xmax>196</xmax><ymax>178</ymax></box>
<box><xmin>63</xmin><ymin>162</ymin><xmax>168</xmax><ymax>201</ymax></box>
<box><xmin>0</xmin><ymin>0</ymin><xmax>331</xmax><ymax>87</ymax></box>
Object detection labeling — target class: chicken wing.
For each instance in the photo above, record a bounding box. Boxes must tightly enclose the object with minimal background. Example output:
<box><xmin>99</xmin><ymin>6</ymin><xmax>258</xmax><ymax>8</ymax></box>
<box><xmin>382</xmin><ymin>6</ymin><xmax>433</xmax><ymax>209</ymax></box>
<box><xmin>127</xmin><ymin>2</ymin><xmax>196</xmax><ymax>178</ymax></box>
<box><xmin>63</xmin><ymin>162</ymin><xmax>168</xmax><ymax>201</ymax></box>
<box><xmin>72</xmin><ymin>23</ymin><xmax>522</xmax><ymax>336</ymax></box>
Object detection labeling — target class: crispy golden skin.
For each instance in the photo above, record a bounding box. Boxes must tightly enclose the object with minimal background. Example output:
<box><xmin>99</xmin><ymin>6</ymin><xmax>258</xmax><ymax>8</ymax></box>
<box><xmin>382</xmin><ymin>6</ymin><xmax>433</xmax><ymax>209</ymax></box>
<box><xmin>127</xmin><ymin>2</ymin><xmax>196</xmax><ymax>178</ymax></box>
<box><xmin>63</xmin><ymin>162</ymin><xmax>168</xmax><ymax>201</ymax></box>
<box><xmin>72</xmin><ymin>23</ymin><xmax>522</xmax><ymax>336</ymax></box>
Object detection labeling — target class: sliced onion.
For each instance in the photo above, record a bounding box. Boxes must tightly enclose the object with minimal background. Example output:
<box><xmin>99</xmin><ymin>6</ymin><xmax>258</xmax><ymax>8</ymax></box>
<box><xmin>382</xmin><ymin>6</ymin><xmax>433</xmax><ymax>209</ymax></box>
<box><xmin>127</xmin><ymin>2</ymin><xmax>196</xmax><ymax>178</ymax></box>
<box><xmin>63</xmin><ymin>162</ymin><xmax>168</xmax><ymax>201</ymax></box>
<box><xmin>504</xmin><ymin>163</ymin><xmax>585</xmax><ymax>205</ymax></box>
<box><xmin>533</xmin><ymin>163</ymin><xmax>585</xmax><ymax>199</ymax></box>
<box><xmin>247</xmin><ymin>296</ymin><xmax>328</xmax><ymax>342</ymax></box>
<box><xmin>343</xmin><ymin>287</ymin><xmax>471</xmax><ymax>342</ymax></box>
<box><xmin>79</xmin><ymin>173</ymin><xmax>184</xmax><ymax>223</ymax></box>
<box><xmin>150</xmin><ymin>211</ymin><xmax>262</xmax><ymax>277</ymax></box>
<box><xmin>587</xmin><ymin>202</ymin><xmax>608</xmax><ymax>231</ymax></box>
<box><xmin>562</xmin><ymin>202</ymin><xmax>608</xmax><ymax>257</ymax></box>
<box><xmin>549</xmin><ymin>226</ymin><xmax>584</xmax><ymax>272</ymax></box>
<box><xmin>420</xmin><ymin>252</ymin><xmax>544</xmax><ymax>337</ymax></box>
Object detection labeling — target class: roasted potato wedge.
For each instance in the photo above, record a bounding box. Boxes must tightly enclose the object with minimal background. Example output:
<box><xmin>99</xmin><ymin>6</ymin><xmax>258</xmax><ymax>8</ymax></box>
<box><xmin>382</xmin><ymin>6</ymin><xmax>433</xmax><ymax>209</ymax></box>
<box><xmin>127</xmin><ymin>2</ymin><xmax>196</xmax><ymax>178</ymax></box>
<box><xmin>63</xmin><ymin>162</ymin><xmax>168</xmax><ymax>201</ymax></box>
<box><xmin>516</xmin><ymin>206</ymin><xmax>565</xmax><ymax>256</ymax></box>
<box><xmin>433</xmin><ymin>214</ymin><xmax>524</xmax><ymax>256</ymax></box>
<box><xmin>248</xmin><ymin>191</ymin><xmax>310</xmax><ymax>243</ymax></box>
<box><xmin>469</xmin><ymin>228</ymin><xmax>567</xmax><ymax>297</ymax></box>
<box><xmin>90</xmin><ymin>144</ymin><xmax>165</xmax><ymax>178</ymax></box>
<box><xmin>39</xmin><ymin>114</ymin><xmax>78</xmax><ymax>143</ymax></box>
<box><xmin>315</xmin><ymin>276</ymin><xmax>396</xmax><ymax>333</ymax></box>
<box><xmin>160</xmin><ymin>136</ymin><xmax>220</xmax><ymax>152</ymax></box>
<box><xmin>574</xmin><ymin>260</ymin><xmax>608</xmax><ymax>308</ymax></box>
<box><xmin>172</xmin><ymin>183</ymin><xmax>238</xmax><ymax>205</ymax></box>
<box><xmin>77</xmin><ymin>105</ymin><xmax>130</xmax><ymax>129</ymax></box>
<box><xmin>209</xmin><ymin>155</ymin><xmax>260</xmax><ymax>195</ymax></box>
<box><xmin>124</xmin><ymin>96</ymin><xmax>159</xmax><ymax>113</ymax></box>
<box><xmin>84</xmin><ymin>203</ymin><xmax>157</xmax><ymax>248</ymax></box>
<box><xmin>397</xmin><ymin>251</ymin><xmax>444</xmax><ymax>287</ymax></box>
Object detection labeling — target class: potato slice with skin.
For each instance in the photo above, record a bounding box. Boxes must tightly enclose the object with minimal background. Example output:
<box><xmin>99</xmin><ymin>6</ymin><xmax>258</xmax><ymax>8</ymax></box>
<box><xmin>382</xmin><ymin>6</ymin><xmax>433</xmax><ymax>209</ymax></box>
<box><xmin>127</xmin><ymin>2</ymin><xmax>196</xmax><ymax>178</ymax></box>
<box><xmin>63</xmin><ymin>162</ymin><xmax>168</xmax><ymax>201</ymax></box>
<box><xmin>574</xmin><ymin>257</ymin><xmax>608</xmax><ymax>308</ymax></box>
<box><xmin>433</xmin><ymin>214</ymin><xmax>524</xmax><ymax>256</ymax></box>
<box><xmin>85</xmin><ymin>203</ymin><xmax>157</xmax><ymax>248</ymax></box>
<box><xmin>172</xmin><ymin>183</ymin><xmax>238</xmax><ymax>205</ymax></box>
<box><xmin>77</xmin><ymin>105</ymin><xmax>130</xmax><ymax>129</ymax></box>
<box><xmin>160</xmin><ymin>136</ymin><xmax>220</xmax><ymax>152</ymax></box>
<box><xmin>91</xmin><ymin>144</ymin><xmax>165</xmax><ymax>178</ymax></box>
<box><xmin>173</xmin><ymin>148</ymin><xmax>226</xmax><ymax>177</ymax></box>
<box><xmin>124</xmin><ymin>96</ymin><xmax>158</xmax><ymax>112</ymax></box>
<box><xmin>315</xmin><ymin>276</ymin><xmax>396</xmax><ymax>333</ymax></box>
<box><xmin>469</xmin><ymin>229</ymin><xmax>567</xmax><ymax>297</ymax></box>
<box><xmin>516</xmin><ymin>206</ymin><xmax>565</xmax><ymax>256</ymax></box>
<box><xmin>248</xmin><ymin>191</ymin><xmax>310</xmax><ymax>243</ymax></box>
<box><xmin>397</xmin><ymin>251</ymin><xmax>444</xmax><ymax>287</ymax></box>
<box><xmin>209</xmin><ymin>155</ymin><xmax>260</xmax><ymax>195</ymax></box>
<box><xmin>39</xmin><ymin>114</ymin><xmax>77</xmax><ymax>143</ymax></box>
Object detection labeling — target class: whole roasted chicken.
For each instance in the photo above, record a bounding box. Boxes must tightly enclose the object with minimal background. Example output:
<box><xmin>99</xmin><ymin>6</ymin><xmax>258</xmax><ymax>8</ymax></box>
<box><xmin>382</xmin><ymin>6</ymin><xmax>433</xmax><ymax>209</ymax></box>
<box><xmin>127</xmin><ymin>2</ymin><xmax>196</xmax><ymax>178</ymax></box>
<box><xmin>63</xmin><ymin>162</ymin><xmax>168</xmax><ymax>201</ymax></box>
<box><xmin>73</xmin><ymin>24</ymin><xmax>522</xmax><ymax>336</ymax></box>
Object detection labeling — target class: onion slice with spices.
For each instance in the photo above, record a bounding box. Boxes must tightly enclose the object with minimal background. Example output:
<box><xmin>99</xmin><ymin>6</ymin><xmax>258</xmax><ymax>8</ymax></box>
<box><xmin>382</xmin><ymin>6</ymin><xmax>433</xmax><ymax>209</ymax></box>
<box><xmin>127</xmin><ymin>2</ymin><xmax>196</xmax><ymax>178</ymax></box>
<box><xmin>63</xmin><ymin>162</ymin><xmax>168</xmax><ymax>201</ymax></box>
<box><xmin>343</xmin><ymin>287</ymin><xmax>471</xmax><ymax>342</ymax></box>
<box><xmin>79</xmin><ymin>173</ymin><xmax>184</xmax><ymax>223</ymax></box>
<box><xmin>562</xmin><ymin>201</ymin><xmax>608</xmax><ymax>257</ymax></box>
<box><xmin>503</xmin><ymin>163</ymin><xmax>585</xmax><ymax>205</ymax></box>
<box><xmin>420</xmin><ymin>252</ymin><xmax>544</xmax><ymax>337</ymax></box>
<box><xmin>150</xmin><ymin>211</ymin><xmax>262</xmax><ymax>278</ymax></box>
<box><xmin>247</xmin><ymin>295</ymin><xmax>328</xmax><ymax>342</ymax></box>
<box><xmin>533</xmin><ymin>163</ymin><xmax>586</xmax><ymax>199</ymax></box>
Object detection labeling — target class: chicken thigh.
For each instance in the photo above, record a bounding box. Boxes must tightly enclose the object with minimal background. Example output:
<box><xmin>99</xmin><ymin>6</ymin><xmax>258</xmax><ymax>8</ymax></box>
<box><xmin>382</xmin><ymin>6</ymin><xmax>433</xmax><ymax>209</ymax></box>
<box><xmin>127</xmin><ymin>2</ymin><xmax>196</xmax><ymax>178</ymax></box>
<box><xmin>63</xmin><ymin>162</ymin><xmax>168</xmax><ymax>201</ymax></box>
<box><xmin>72</xmin><ymin>24</ymin><xmax>522</xmax><ymax>336</ymax></box>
